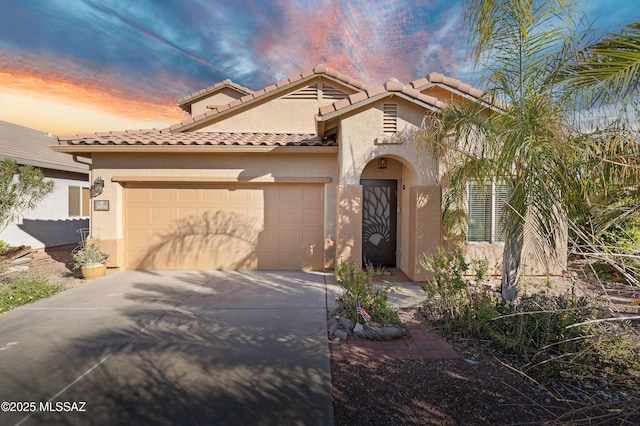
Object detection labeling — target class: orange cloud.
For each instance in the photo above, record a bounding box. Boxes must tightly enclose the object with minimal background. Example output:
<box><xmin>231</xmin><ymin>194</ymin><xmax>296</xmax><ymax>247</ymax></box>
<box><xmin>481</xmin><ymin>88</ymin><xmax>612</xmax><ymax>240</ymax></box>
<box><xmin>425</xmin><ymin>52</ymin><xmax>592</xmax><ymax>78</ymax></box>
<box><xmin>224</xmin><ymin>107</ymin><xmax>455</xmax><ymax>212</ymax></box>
<box><xmin>0</xmin><ymin>51</ymin><xmax>184</xmax><ymax>134</ymax></box>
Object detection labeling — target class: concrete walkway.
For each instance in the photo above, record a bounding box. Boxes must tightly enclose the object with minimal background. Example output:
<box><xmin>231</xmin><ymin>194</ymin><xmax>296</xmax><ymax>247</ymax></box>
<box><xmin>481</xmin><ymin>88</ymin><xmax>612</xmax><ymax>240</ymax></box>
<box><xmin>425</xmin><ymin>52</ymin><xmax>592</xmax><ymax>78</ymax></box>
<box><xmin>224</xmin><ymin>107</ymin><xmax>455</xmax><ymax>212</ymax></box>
<box><xmin>0</xmin><ymin>271</ymin><xmax>333</xmax><ymax>426</ymax></box>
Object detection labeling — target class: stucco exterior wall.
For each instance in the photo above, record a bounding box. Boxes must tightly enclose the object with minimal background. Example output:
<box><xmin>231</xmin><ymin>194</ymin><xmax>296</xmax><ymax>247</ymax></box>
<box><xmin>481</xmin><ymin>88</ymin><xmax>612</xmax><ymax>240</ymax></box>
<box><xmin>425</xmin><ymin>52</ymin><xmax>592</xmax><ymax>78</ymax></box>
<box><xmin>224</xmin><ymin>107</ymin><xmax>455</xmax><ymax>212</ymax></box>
<box><xmin>408</xmin><ymin>185</ymin><xmax>441</xmax><ymax>281</ymax></box>
<box><xmin>336</xmin><ymin>184</ymin><xmax>362</xmax><ymax>266</ymax></box>
<box><xmin>338</xmin><ymin>100</ymin><xmax>438</xmax><ymax>186</ymax></box>
<box><xmin>335</xmin><ymin>98</ymin><xmax>442</xmax><ymax>280</ymax></box>
<box><xmin>195</xmin><ymin>97</ymin><xmax>333</xmax><ymax>134</ymax></box>
<box><xmin>0</xmin><ymin>169</ymin><xmax>89</xmax><ymax>249</ymax></box>
<box><xmin>190</xmin><ymin>88</ymin><xmax>246</xmax><ymax>116</ymax></box>
<box><xmin>89</xmin><ymin>151</ymin><xmax>337</xmax><ymax>269</ymax></box>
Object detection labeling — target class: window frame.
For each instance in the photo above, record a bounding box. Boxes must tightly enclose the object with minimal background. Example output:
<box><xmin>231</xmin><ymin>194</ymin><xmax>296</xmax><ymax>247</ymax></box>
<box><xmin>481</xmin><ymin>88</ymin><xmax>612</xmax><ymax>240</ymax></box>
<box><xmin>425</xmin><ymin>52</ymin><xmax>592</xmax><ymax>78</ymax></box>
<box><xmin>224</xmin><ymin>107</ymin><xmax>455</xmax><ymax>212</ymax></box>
<box><xmin>467</xmin><ymin>179</ymin><xmax>510</xmax><ymax>243</ymax></box>
<box><xmin>68</xmin><ymin>185</ymin><xmax>90</xmax><ymax>217</ymax></box>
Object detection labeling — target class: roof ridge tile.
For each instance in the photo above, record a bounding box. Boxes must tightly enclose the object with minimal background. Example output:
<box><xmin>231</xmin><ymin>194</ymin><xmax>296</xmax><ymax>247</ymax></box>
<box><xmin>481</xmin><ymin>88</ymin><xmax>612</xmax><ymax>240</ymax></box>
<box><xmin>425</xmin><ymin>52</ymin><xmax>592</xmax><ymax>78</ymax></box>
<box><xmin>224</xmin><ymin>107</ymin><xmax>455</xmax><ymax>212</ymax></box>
<box><xmin>365</xmin><ymin>85</ymin><xmax>386</xmax><ymax>97</ymax></box>
<box><xmin>384</xmin><ymin>79</ymin><xmax>404</xmax><ymax>91</ymax></box>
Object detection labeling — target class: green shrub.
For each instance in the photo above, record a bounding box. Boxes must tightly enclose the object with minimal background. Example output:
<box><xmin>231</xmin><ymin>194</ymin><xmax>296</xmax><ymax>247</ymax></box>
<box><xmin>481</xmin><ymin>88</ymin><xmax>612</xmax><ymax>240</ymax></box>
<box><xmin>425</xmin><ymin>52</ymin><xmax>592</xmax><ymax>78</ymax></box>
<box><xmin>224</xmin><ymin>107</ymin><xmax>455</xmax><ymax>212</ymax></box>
<box><xmin>471</xmin><ymin>258</ymin><xmax>489</xmax><ymax>283</ymax></box>
<box><xmin>72</xmin><ymin>242</ymin><xmax>109</xmax><ymax>268</ymax></box>
<box><xmin>421</xmin><ymin>247</ymin><xmax>469</xmax><ymax>297</ymax></box>
<box><xmin>0</xmin><ymin>276</ymin><xmax>64</xmax><ymax>313</ymax></box>
<box><xmin>421</xmin><ymin>249</ymin><xmax>640</xmax><ymax>382</ymax></box>
<box><xmin>488</xmin><ymin>294</ymin><xmax>595</xmax><ymax>363</ymax></box>
<box><xmin>335</xmin><ymin>262</ymin><xmax>400</xmax><ymax>325</ymax></box>
<box><xmin>0</xmin><ymin>240</ymin><xmax>9</xmax><ymax>254</ymax></box>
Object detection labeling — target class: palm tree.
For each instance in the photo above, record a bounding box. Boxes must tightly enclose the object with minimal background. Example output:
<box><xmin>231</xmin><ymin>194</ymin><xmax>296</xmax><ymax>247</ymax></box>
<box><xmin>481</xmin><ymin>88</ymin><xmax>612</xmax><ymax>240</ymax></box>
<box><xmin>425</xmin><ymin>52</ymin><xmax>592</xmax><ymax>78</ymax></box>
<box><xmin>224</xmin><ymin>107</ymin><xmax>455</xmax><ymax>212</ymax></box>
<box><xmin>427</xmin><ymin>0</ymin><xmax>584</xmax><ymax>301</ymax></box>
<box><xmin>428</xmin><ymin>2</ymin><xmax>640</xmax><ymax>301</ymax></box>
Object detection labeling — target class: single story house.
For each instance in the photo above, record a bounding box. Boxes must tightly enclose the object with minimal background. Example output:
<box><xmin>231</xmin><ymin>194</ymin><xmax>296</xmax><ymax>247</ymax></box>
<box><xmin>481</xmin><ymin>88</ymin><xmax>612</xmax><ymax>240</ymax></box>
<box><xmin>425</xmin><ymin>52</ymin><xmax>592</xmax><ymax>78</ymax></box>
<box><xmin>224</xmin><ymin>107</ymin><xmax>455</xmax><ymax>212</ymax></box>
<box><xmin>0</xmin><ymin>120</ymin><xmax>89</xmax><ymax>249</ymax></box>
<box><xmin>53</xmin><ymin>65</ymin><xmax>549</xmax><ymax>280</ymax></box>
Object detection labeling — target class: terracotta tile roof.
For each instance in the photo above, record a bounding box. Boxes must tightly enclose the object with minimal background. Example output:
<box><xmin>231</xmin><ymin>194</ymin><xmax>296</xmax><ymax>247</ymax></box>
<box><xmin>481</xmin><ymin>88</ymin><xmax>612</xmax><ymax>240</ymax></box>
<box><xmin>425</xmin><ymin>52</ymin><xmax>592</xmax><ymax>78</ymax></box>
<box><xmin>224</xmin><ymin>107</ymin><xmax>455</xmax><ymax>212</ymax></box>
<box><xmin>177</xmin><ymin>79</ymin><xmax>254</xmax><ymax>107</ymax></box>
<box><xmin>57</xmin><ymin>130</ymin><xmax>336</xmax><ymax>147</ymax></box>
<box><xmin>169</xmin><ymin>64</ymin><xmax>370</xmax><ymax>133</ymax></box>
<box><xmin>410</xmin><ymin>73</ymin><xmax>485</xmax><ymax>99</ymax></box>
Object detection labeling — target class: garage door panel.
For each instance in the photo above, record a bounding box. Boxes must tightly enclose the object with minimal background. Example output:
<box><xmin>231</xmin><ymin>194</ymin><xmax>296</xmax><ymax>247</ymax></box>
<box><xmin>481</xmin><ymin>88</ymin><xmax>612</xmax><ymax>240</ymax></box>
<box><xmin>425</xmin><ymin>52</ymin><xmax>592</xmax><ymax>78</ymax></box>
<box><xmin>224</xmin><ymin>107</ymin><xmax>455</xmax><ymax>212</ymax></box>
<box><xmin>278</xmin><ymin>208</ymin><xmax>299</xmax><ymax>225</ymax></box>
<box><xmin>277</xmin><ymin>186</ymin><xmax>301</xmax><ymax>202</ymax></box>
<box><xmin>149</xmin><ymin>188</ymin><xmax>172</xmax><ymax>202</ymax></box>
<box><xmin>276</xmin><ymin>251</ymin><xmax>301</xmax><ymax>269</ymax></box>
<box><xmin>177</xmin><ymin>188</ymin><xmax>199</xmax><ymax>202</ymax></box>
<box><xmin>126</xmin><ymin>207</ymin><xmax>148</xmax><ymax>224</ymax></box>
<box><xmin>176</xmin><ymin>207</ymin><xmax>200</xmax><ymax>221</ymax></box>
<box><xmin>303</xmin><ymin>186</ymin><xmax>321</xmax><ymax>202</ymax></box>
<box><xmin>149</xmin><ymin>206</ymin><xmax>172</xmax><ymax>224</ymax></box>
<box><xmin>201</xmin><ymin>188</ymin><xmax>223</xmax><ymax>203</ymax></box>
<box><xmin>277</xmin><ymin>229</ymin><xmax>299</xmax><ymax>247</ymax></box>
<box><xmin>302</xmin><ymin>208</ymin><xmax>322</xmax><ymax>225</ymax></box>
<box><xmin>125</xmin><ymin>184</ymin><xmax>323</xmax><ymax>270</ymax></box>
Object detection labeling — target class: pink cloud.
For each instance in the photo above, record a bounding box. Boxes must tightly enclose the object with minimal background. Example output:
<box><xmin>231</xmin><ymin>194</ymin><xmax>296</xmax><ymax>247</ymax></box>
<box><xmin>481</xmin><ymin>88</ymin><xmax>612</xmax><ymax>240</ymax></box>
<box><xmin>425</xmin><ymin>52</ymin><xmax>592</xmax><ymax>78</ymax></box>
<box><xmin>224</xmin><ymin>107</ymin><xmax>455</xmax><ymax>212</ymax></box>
<box><xmin>255</xmin><ymin>0</ymin><xmax>465</xmax><ymax>86</ymax></box>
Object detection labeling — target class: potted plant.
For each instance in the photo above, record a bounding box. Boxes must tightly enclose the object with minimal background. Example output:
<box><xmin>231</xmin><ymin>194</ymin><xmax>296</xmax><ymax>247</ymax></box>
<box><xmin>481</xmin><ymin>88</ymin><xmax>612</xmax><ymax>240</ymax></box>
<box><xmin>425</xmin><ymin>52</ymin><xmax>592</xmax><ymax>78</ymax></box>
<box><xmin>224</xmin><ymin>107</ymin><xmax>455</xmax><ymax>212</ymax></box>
<box><xmin>72</xmin><ymin>242</ymin><xmax>109</xmax><ymax>279</ymax></box>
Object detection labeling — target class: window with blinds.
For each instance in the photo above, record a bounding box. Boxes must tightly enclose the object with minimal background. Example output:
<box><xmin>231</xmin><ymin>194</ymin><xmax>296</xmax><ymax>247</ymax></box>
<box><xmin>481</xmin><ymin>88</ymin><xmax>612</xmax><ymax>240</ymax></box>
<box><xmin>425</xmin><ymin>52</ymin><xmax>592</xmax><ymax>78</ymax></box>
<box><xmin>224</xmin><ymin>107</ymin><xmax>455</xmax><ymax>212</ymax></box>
<box><xmin>467</xmin><ymin>180</ymin><xmax>510</xmax><ymax>242</ymax></box>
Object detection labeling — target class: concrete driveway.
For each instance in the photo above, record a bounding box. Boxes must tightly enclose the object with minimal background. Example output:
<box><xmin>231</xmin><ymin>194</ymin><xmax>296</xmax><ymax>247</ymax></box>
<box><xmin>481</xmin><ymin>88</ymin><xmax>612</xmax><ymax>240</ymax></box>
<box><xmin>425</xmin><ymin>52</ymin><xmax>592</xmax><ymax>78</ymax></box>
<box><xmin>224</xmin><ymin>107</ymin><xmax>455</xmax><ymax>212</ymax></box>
<box><xmin>0</xmin><ymin>270</ymin><xmax>333</xmax><ymax>425</ymax></box>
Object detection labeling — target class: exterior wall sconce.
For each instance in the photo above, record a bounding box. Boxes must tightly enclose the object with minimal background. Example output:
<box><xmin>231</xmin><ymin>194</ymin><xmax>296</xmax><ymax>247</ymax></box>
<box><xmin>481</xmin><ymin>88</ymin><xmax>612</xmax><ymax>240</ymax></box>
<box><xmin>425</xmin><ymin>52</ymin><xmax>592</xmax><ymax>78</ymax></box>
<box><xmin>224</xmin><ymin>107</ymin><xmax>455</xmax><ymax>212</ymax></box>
<box><xmin>378</xmin><ymin>157</ymin><xmax>388</xmax><ymax>169</ymax></box>
<box><xmin>90</xmin><ymin>176</ymin><xmax>104</xmax><ymax>198</ymax></box>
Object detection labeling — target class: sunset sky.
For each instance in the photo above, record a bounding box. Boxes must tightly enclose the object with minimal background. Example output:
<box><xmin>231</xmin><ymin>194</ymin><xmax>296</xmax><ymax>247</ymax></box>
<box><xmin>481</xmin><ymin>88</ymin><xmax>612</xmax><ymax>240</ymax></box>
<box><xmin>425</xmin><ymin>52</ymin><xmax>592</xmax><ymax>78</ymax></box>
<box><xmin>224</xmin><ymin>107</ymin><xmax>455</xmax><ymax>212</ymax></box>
<box><xmin>0</xmin><ymin>0</ymin><xmax>638</xmax><ymax>136</ymax></box>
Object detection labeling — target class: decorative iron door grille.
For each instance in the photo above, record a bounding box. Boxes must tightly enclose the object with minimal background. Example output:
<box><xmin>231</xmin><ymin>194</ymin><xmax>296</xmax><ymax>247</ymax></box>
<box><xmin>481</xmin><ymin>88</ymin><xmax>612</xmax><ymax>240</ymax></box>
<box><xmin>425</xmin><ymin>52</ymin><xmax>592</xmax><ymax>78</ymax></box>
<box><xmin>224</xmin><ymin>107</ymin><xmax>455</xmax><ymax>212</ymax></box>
<box><xmin>361</xmin><ymin>179</ymin><xmax>397</xmax><ymax>267</ymax></box>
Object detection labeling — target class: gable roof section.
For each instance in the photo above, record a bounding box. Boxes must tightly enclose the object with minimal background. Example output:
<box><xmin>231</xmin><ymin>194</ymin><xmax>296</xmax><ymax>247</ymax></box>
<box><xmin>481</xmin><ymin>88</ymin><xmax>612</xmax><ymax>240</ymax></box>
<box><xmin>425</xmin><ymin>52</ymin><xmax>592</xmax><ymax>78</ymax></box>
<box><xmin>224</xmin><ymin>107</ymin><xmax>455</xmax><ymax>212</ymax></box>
<box><xmin>177</xmin><ymin>79</ymin><xmax>254</xmax><ymax>113</ymax></box>
<box><xmin>317</xmin><ymin>78</ymin><xmax>446</xmax><ymax>120</ymax></box>
<box><xmin>0</xmin><ymin>120</ymin><xmax>88</xmax><ymax>174</ymax></box>
<box><xmin>57</xmin><ymin>130</ymin><xmax>335</xmax><ymax>147</ymax></box>
<box><xmin>167</xmin><ymin>64</ymin><xmax>370</xmax><ymax>133</ymax></box>
<box><xmin>410</xmin><ymin>72</ymin><xmax>505</xmax><ymax>110</ymax></box>
<box><xmin>410</xmin><ymin>72</ymin><xmax>484</xmax><ymax>98</ymax></box>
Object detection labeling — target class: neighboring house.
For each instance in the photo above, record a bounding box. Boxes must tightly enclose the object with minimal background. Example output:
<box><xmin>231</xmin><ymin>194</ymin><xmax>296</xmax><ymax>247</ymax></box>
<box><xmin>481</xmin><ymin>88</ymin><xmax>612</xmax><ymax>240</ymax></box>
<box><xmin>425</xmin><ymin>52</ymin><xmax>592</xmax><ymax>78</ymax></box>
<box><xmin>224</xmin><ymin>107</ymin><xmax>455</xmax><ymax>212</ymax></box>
<box><xmin>53</xmin><ymin>65</ymin><xmax>552</xmax><ymax>280</ymax></box>
<box><xmin>0</xmin><ymin>120</ymin><xmax>89</xmax><ymax>249</ymax></box>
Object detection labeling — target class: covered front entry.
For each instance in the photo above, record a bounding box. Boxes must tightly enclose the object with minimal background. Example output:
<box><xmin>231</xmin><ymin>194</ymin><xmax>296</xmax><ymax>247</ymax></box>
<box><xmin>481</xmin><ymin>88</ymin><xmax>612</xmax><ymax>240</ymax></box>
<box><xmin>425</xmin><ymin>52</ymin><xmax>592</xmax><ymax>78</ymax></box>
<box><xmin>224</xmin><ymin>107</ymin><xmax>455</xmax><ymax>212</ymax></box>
<box><xmin>361</xmin><ymin>179</ymin><xmax>397</xmax><ymax>267</ymax></box>
<box><xmin>124</xmin><ymin>183</ymin><xmax>324</xmax><ymax>270</ymax></box>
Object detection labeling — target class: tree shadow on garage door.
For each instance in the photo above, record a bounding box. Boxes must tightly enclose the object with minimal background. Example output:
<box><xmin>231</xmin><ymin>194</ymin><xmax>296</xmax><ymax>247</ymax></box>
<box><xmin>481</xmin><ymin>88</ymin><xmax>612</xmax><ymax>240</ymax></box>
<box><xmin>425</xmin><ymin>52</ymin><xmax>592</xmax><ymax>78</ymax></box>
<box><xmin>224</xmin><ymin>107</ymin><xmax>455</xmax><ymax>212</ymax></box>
<box><xmin>135</xmin><ymin>211</ymin><xmax>261</xmax><ymax>270</ymax></box>
<box><xmin>6</xmin><ymin>274</ymin><xmax>333</xmax><ymax>425</ymax></box>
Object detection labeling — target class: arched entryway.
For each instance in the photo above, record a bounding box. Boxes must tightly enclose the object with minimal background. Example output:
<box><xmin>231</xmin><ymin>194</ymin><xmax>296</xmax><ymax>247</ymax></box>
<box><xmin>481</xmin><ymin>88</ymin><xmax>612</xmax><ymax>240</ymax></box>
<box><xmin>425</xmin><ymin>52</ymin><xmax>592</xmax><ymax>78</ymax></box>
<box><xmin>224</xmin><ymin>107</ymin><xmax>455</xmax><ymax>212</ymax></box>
<box><xmin>360</xmin><ymin>157</ymin><xmax>404</xmax><ymax>268</ymax></box>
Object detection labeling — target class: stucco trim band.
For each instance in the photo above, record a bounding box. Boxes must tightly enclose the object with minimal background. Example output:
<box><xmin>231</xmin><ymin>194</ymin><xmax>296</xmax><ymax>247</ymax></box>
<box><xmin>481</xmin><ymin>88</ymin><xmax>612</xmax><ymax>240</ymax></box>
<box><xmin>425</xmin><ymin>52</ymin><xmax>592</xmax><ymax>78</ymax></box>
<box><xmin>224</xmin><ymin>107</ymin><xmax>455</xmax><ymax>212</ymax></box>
<box><xmin>111</xmin><ymin>176</ymin><xmax>332</xmax><ymax>184</ymax></box>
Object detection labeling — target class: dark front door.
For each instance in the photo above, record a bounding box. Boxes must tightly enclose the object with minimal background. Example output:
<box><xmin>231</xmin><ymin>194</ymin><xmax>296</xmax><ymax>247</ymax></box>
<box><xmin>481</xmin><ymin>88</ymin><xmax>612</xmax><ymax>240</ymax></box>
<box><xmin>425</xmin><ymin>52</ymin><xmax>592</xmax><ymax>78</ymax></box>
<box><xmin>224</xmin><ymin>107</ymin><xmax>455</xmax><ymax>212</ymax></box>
<box><xmin>361</xmin><ymin>179</ymin><xmax>397</xmax><ymax>267</ymax></box>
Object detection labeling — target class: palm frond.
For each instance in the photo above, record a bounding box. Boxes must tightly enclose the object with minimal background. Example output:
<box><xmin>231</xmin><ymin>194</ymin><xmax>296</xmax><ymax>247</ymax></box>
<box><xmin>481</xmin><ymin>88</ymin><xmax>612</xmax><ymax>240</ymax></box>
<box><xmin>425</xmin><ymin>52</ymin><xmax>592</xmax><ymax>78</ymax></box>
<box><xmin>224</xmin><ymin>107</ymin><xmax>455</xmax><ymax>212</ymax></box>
<box><xmin>562</xmin><ymin>22</ymin><xmax>640</xmax><ymax>104</ymax></box>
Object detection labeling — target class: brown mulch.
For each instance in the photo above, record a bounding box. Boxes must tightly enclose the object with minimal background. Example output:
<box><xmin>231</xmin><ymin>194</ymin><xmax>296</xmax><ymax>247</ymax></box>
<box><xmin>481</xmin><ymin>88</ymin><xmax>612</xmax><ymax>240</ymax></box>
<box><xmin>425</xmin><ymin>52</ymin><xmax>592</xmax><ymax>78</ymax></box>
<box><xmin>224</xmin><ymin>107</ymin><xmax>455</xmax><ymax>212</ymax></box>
<box><xmin>331</xmin><ymin>316</ymin><xmax>640</xmax><ymax>425</ymax></box>
<box><xmin>330</xmin><ymin>307</ymin><xmax>572</xmax><ymax>425</ymax></box>
<box><xmin>331</xmin><ymin>272</ymin><xmax>640</xmax><ymax>426</ymax></box>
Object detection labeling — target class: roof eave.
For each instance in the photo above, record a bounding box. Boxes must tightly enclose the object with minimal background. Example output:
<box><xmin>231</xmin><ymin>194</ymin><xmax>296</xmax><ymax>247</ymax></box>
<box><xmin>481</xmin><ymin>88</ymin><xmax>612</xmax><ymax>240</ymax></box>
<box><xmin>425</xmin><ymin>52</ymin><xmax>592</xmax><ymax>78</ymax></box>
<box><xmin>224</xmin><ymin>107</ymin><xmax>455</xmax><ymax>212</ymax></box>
<box><xmin>5</xmin><ymin>154</ymin><xmax>88</xmax><ymax>175</ymax></box>
<box><xmin>319</xmin><ymin>92</ymin><xmax>441</xmax><ymax>121</ymax></box>
<box><xmin>51</xmin><ymin>145</ymin><xmax>338</xmax><ymax>154</ymax></box>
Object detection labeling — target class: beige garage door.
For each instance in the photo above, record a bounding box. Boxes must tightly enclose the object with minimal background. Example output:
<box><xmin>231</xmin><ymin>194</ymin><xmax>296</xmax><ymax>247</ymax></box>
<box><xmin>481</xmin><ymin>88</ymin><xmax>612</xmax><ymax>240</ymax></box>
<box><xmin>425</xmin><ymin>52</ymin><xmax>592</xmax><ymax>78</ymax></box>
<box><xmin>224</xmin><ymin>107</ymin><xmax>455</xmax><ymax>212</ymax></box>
<box><xmin>124</xmin><ymin>183</ymin><xmax>324</xmax><ymax>270</ymax></box>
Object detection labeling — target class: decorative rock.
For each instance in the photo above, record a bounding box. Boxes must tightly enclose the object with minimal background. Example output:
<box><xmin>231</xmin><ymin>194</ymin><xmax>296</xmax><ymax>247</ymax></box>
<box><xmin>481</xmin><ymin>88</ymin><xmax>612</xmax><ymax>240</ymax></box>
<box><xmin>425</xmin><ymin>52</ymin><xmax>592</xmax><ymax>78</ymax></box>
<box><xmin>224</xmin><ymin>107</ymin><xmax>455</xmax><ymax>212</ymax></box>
<box><xmin>341</xmin><ymin>319</ymin><xmax>355</xmax><ymax>330</ymax></box>
<box><xmin>334</xmin><ymin>329</ymin><xmax>349</xmax><ymax>341</ymax></box>
<box><xmin>7</xmin><ymin>265</ymin><xmax>29</xmax><ymax>273</ymax></box>
<box><xmin>328</xmin><ymin>322</ymin><xmax>340</xmax><ymax>337</ymax></box>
